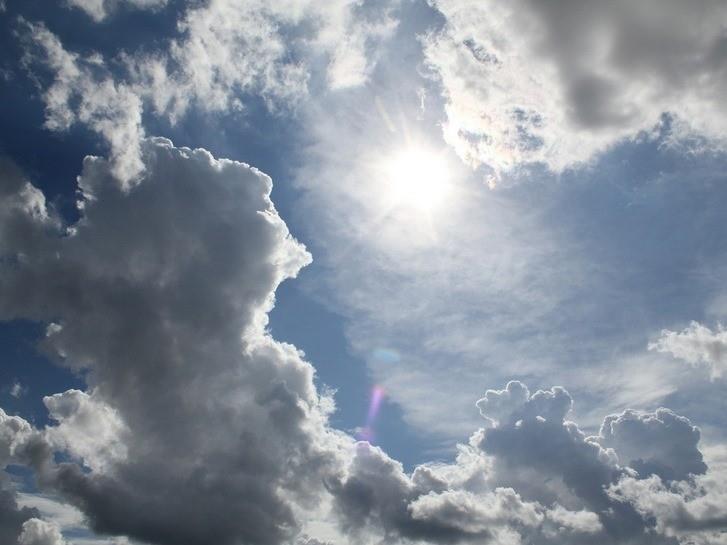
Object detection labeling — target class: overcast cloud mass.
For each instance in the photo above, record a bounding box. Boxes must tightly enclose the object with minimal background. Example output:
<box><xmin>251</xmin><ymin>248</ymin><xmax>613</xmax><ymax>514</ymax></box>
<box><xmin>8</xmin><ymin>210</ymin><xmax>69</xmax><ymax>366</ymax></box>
<box><xmin>1</xmin><ymin>1</ymin><xmax>727</xmax><ymax>544</ymax></box>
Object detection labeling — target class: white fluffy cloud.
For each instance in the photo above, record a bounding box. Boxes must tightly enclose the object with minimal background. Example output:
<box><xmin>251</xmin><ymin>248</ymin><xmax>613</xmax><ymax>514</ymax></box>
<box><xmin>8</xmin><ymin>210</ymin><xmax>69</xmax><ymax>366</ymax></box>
<box><xmin>20</xmin><ymin>20</ymin><xmax>145</xmax><ymax>186</ymax></box>
<box><xmin>18</xmin><ymin>519</ymin><xmax>66</xmax><ymax>545</ymax></box>
<box><xmin>43</xmin><ymin>390</ymin><xmax>128</xmax><ymax>473</ymax></box>
<box><xmin>1</xmin><ymin>408</ymin><xmax>34</xmax><ymax>468</ymax></box>
<box><xmin>425</xmin><ymin>0</ymin><xmax>727</xmax><ymax>178</ymax></box>
<box><xmin>650</xmin><ymin>321</ymin><xmax>727</xmax><ymax>379</ymax></box>
<box><xmin>609</xmin><ymin>473</ymin><xmax>727</xmax><ymax>545</ymax></box>
<box><xmin>21</xmin><ymin>1</ymin><xmax>395</xmax><ymax>186</ymax></box>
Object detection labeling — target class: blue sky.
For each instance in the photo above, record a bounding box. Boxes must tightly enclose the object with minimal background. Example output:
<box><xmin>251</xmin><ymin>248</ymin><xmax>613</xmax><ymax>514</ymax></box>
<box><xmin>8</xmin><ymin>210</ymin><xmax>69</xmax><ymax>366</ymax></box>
<box><xmin>2</xmin><ymin>1</ymin><xmax>727</xmax><ymax>545</ymax></box>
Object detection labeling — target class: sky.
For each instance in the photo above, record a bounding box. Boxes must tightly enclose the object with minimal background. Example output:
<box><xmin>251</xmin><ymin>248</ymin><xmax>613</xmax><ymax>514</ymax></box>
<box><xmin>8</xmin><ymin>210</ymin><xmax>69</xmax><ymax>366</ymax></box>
<box><xmin>1</xmin><ymin>1</ymin><xmax>727</xmax><ymax>544</ymax></box>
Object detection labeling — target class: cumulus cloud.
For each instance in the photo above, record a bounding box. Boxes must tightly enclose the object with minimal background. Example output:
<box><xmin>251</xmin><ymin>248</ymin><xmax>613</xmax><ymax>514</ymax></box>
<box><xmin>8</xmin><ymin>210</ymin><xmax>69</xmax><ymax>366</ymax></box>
<box><xmin>66</xmin><ymin>0</ymin><xmax>167</xmax><ymax>22</ymax></box>
<box><xmin>598</xmin><ymin>408</ymin><xmax>707</xmax><ymax>481</ymax></box>
<box><xmin>1</xmin><ymin>410</ymin><xmax>42</xmax><ymax>545</ymax></box>
<box><xmin>408</xmin><ymin>488</ymin><xmax>542</xmax><ymax>541</ymax></box>
<box><xmin>329</xmin><ymin>440</ymin><xmax>549</xmax><ymax>544</ymax></box>
<box><xmin>43</xmin><ymin>390</ymin><xmax>128</xmax><ymax>473</ymax></box>
<box><xmin>1</xmin><ymin>409</ymin><xmax>35</xmax><ymax>468</ymax></box>
<box><xmin>0</xmin><ymin>490</ymin><xmax>40</xmax><ymax>545</ymax></box>
<box><xmin>650</xmin><ymin>321</ymin><xmax>727</xmax><ymax>379</ymax></box>
<box><xmin>609</xmin><ymin>473</ymin><xmax>727</xmax><ymax>545</ymax></box>
<box><xmin>18</xmin><ymin>518</ymin><xmax>66</xmax><ymax>545</ymax></box>
<box><xmin>327</xmin><ymin>380</ymin><xmax>726</xmax><ymax>544</ymax></box>
<box><xmin>471</xmin><ymin>381</ymin><xmax>719</xmax><ymax>543</ymax></box>
<box><xmin>425</xmin><ymin>0</ymin><xmax>727</xmax><ymax>178</ymax></box>
<box><xmin>544</xmin><ymin>504</ymin><xmax>602</xmax><ymax>536</ymax></box>
<box><xmin>476</xmin><ymin>381</ymin><xmax>572</xmax><ymax>427</ymax></box>
<box><xmin>0</xmin><ymin>139</ymin><xmax>347</xmax><ymax>545</ymax></box>
<box><xmin>20</xmin><ymin>1</ymin><xmax>395</xmax><ymax>186</ymax></box>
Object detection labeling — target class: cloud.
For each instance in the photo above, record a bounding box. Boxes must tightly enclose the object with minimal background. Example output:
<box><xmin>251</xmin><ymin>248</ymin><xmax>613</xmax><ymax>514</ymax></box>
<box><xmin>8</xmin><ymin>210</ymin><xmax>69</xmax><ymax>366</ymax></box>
<box><xmin>290</xmin><ymin>65</ymin><xmax>727</xmax><ymax>448</ymax></box>
<box><xmin>43</xmin><ymin>390</ymin><xmax>128</xmax><ymax>473</ymax></box>
<box><xmin>2</xmin><ymin>134</ymin><xmax>726</xmax><ymax>544</ymax></box>
<box><xmin>20</xmin><ymin>1</ymin><xmax>396</xmax><ymax>186</ymax></box>
<box><xmin>0</xmin><ymin>138</ymin><xmax>347</xmax><ymax>545</ymax></box>
<box><xmin>20</xmin><ymin>21</ymin><xmax>145</xmax><ymax>187</ymax></box>
<box><xmin>408</xmin><ymin>488</ymin><xmax>543</xmax><ymax>541</ymax></box>
<box><xmin>10</xmin><ymin>382</ymin><xmax>27</xmax><ymax>399</ymax></box>
<box><xmin>608</xmin><ymin>473</ymin><xmax>727</xmax><ymax>545</ymax></box>
<box><xmin>16</xmin><ymin>494</ymin><xmax>84</xmax><ymax>534</ymax></box>
<box><xmin>1</xmin><ymin>410</ymin><xmax>42</xmax><ymax>545</ymax></box>
<box><xmin>329</xmin><ymin>440</ymin><xmax>548</xmax><ymax>544</ymax></box>
<box><xmin>473</xmin><ymin>383</ymin><xmax>630</xmax><ymax>535</ymax></box>
<box><xmin>476</xmin><ymin>381</ymin><xmax>572</xmax><ymax>427</ymax></box>
<box><xmin>598</xmin><ymin>408</ymin><xmax>707</xmax><ymax>481</ymax></box>
<box><xmin>424</xmin><ymin>0</ymin><xmax>727</xmax><ymax>178</ymax></box>
<box><xmin>0</xmin><ymin>482</ymin><xmax>40</xmax><ymax>545</ymax></box>
<box><xmin>472</xmin><ymin>382</ymin><xmax>715</xmax><ymax>542</ymax></box>
<box><xmin>1</xmin><ymin>408</ymin><xmax>35</xmax><ymax>468</ymax></box>
<box><xmin>18</xmin><ymin>518</ymin><xmax>66</xmax><ymax>545</ymax></box>
<box><xmin>65</xmin><ymin>0</ymin><xmax>168</xmax><ymax>22</ymax></box>
<box><xmin>650</xmin><ymin>321</ymin><xmax>727</xmax><ymax>379</ymax></box>
<box><xmin>328</xmin><ymin>381</ymin><xmax>725</xmax><ymax>544</ymax></box>
<box><xmin>544</xmin><ymin>504</ymin><xmax>602</xmax><ymax>536</ymax></box>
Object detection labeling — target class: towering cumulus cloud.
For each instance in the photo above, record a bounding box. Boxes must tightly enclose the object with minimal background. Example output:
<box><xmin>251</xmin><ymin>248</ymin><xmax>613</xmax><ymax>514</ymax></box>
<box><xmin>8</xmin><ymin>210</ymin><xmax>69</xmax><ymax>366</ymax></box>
<box><xmin>0</xmin><ymin>139</ymin><xmax>347</xmax><ymax>545</ymax></box>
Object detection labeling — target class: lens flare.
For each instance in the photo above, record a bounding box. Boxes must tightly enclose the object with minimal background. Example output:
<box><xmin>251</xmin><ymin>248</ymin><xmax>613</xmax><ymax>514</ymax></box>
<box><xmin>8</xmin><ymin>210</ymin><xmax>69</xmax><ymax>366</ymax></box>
<box><xmin>367</xmin><ymin>385</ymin><xmax>385</xmax><ymax>424</ymax></box>
<box><xmin>358</xmin><ymin>385</ymin><xmax>386</xmax><ymax>442</ymax></box>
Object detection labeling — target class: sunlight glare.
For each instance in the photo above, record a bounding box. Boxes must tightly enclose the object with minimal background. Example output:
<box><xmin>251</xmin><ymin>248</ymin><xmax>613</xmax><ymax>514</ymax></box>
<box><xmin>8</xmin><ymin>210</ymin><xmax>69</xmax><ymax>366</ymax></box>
<box><xmin>385</xmin><ymin>148</ymin><xmax>451</xmax><ymax>211</ymax></box>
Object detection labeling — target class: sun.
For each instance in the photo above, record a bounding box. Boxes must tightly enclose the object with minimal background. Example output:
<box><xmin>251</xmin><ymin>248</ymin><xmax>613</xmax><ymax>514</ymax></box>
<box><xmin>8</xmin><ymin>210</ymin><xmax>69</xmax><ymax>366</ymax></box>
<box><xmin>383</xmin><ymin>147</ymin><xmax>452</xmax><ymax>211</ymax></box>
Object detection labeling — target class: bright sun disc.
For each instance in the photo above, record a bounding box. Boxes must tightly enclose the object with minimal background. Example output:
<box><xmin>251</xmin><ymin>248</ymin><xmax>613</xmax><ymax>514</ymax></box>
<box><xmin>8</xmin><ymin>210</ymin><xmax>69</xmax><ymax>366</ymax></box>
<box><xmin>385</xmin><ymin>148</ymin><xmax>451</xmax><ymax>211</ymax></box>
